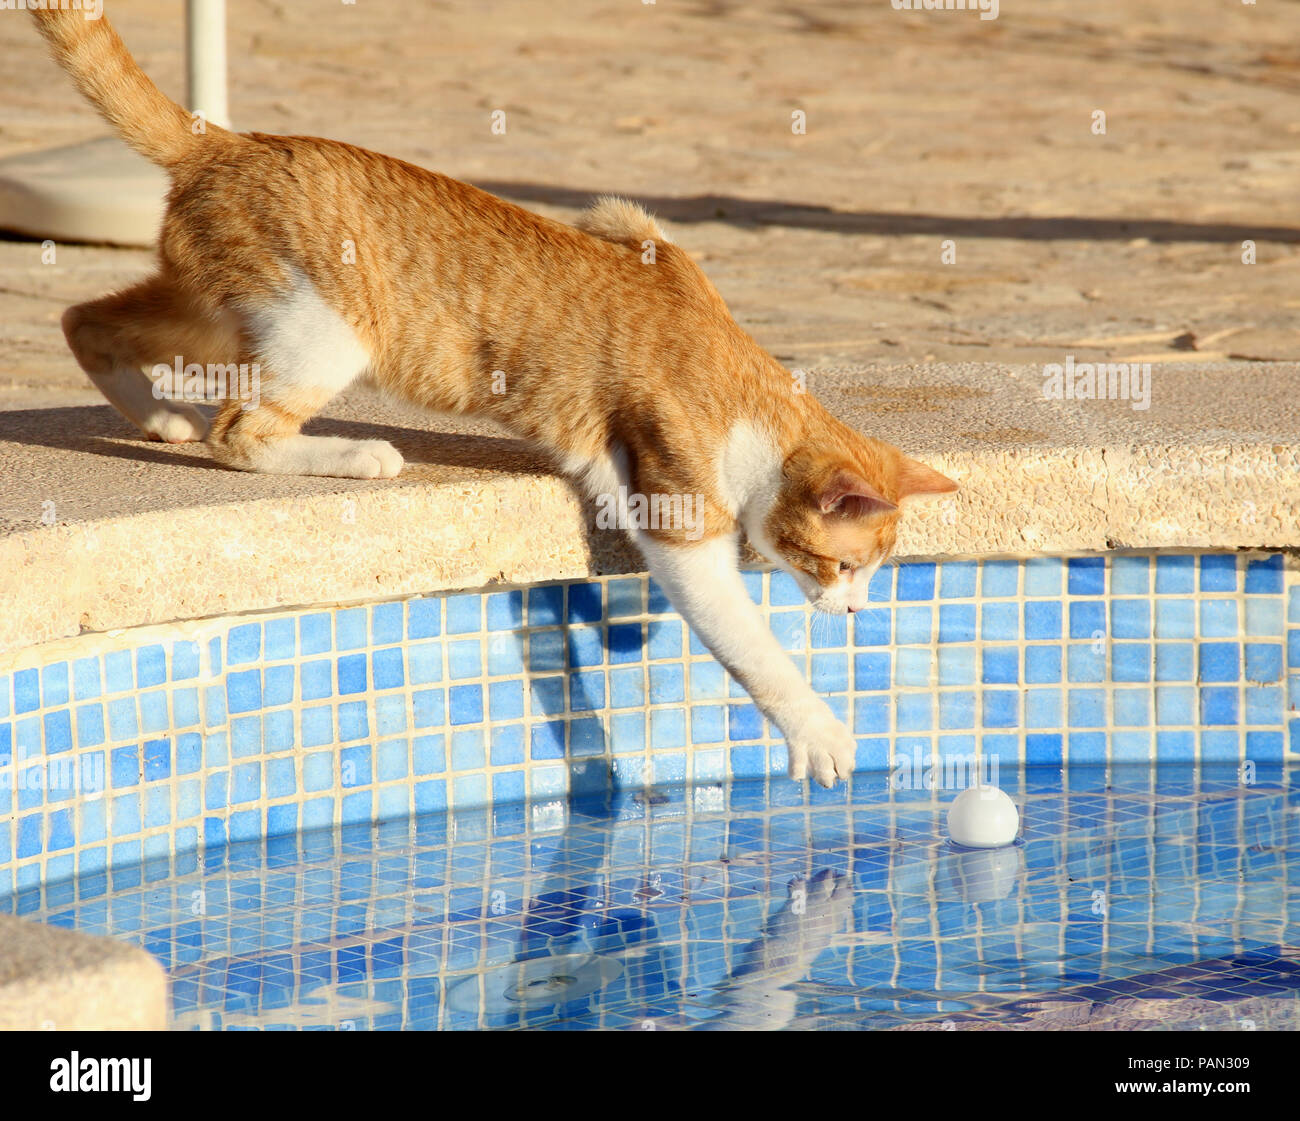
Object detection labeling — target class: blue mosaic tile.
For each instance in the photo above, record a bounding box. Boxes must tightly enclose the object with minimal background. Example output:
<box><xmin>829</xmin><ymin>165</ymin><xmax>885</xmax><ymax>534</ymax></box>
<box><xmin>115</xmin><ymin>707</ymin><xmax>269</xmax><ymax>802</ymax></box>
<box><xmin>337</xmin><ymin>701</ymin><xmax>369</xmax><ymax>742</ymax></box>
<box><xmin>1200</xmin><ymin>600</ymin><xmax>1238</xmax><ymax>638</ymax></box>
<box><xmin>1112</xmin><ymin>643</ymin><xmax>1151</xmax><ymax>682</ymax></box>
<box><xmin>1070</xmin><ymin>601</ymin><xmax>1106</xmax><ymax>640</ymax></box>
<box><xmin>335</xmin><ymin>609</ymin><xmax>368</xmax><ymax>652</ymax></box>
<box><xmin>647</xmin><ymin>620</ymin><xmax>683</xmax><ymax>661</ymax></box>
<box><xmin>1025</xmin><ymin>733</ymin><xmax>1062</xmax><ymax>765</ymax></box>
<box><xmin>263</xmin><ymin>618</ymin><xmax>297</xmax><ymax>662</ymax></box>
<box><xmin>569</xmin><ymin>671</ymin><xmax>606</xmax><ymax>712</ymax></box>
<box><xmin>299</xmin><ymin>613</ymin><xmax>333</xmax><ymax>655</ymax></box>
<box><xmin>1113</xmin><ymin>689</ymin><xmax>1150</xmax><ymax>727</ymax></box>
<box><xmin>1244</xmin><ymin>554</ymin><xmax>1283</xmax><ymax>594</ymax></box>
<box><xmin>43</xmin><ymin>710</ymin><xmax>72</xmax><ymax>753</ymax></box>
<box><xmin>1245</xmin><ymin>686</ymin><xmax>1282</xmax><ymax>725</ymax></box>
<box><xmin>648</xmin><ymin>664</ymin><xmax>685</xmax><ymax>705</ymax></box>
<box><xmin>605</xmin><ymin>623</ymin><xmax>642</xmax><ymax>665</ymax></box>
<box><xmin>1111</xmin><ymin>556</ymin><xmax>1150</xmax><ymax>595</ymax></box>
<box><xmin>854</xmin><ymin>653</ymin><xmax>890</xmax><ymax>692</ymax></box>
<box><xmin>1067</xmin><ymin>645</ymin><xmax>1105</xmax><ymax>684</ymax></box>
<box><xmin>691</xmin><ymin>705</ymin><xmax>725</xmax><ymax>744</ymax></box>
<box><xmin>1024</xmin><ymin>688</ymin><xmax>1061</xmax><ymax>729</ymax></box>
<box><xmin>982</xmin><ymin>690</ymin><xmax>1019</xmax><ymax>728</ymax></box>
<box><xmin>1155</xmin><ymin>599</ymin><xmax>1195</xmax><ymax>640</ymax></box>
<box><xmin>1155</xmin><ymin>555</ymin><xmax>1194</xmax><ymax>594</ymax></box>
<box><xmin>527</xmin><ymin>586</ymin><xmax>564</xmax><ymax>627</ymax></box>
<box><xmin>652</xmin><ymin>707</ymin><xmax>688</xmax><ymax>750</ymax></box>
<box><xmin>1155</xmin><ymin>643</ymin><xmax>1194</xmax><ymax>682</ymax></box>
<box><xmin>481</xmin><ymin>591</ymin><xmax>522</xmax><ymax>633</ymax></box>
<box><xmin>980</xmin><ymin>603</ymin><xmax>1017</xmax><ymax>642</ymax></box>
<box><xmin>938</xmin><ymin>604</ymin><xmax>975</xmax><ymax>644</ymax></box>
<box><xmin>449</xmin><ymin>685</ymin><xmax>483</xmax><ymax>726</ymax></box>
<box><xmin>106</xmin><ymin>698</ymin><xmax>138</xmax><ymax>741</ymax></box>
<box><xmin>567</xmin><ymin>627</ymin><xmax>604</xmax><ymax>670</ymax></box>
<box><xmin>897</xmin><ymin>563</ymin><xmax>936</xmax><ymax>601</ymax></box>
<box><xmin>1245</xmin><ymin>643</ymin><xmax>1283</xmax><ymax>683</ymax></box>
<box><xmin>1200</xmin><ymin>687</ymin><xmax>1239</xmax><ymax>726</ymax></box>
<box><xmin>937</xmin><ymin>646</ymin><xmax>975</xmax><ymax>686</ymax></box>
<box><xmin>483</xmin><ymin>635</ymin><xmax>522</xmax><ymax>679</ymax></box>
<box><xmin>74</xmin><ymin>704</ymin><xmax>105</xmax><ymax>748</ymax></box>
<box><xmin>852</xmin><ymin>609</ymin><xmax>890</xmax><ymax>647</ymax></box>
<box><xmin>726</xmin><ymin>703</ymin><xmax>763</xmax><ymax>743</ymax></box>
<box><xmin>407</xmin><ymin>599</ymin><xmax>441</xmax><ymax>640</ymax></box>
<box><xmin>981</xmin><ymin>648</ymin><xmax>1018</xmax><ymax>685</ymax></box>
<box><xmin>867</xmin><ymin>566</ymin><xmax>893</xmax><ymax>601</ymax></box>
<box><xmin>368</xmin><ymin>603</ymin><xmax>403</xmax><ymax>647</ymax></box>
<box><xmin>71</xmin><ymin>657</ymin><xmax>102</xmax><ymax>702</ymax></box>
<box><xmin>446</xmin><ymin>595</ymin><xmax>482</xmax><ymax>635</ymax></box>
<box><xmin>812</xmin><ymin>613</ymin><xmax>848</xmax><ymax>649</ymax></box>
<box><xmin>605</xmin><ymin>666</ymin><xmax>644</xmax><ymax>710</ymax></box>
<box><xmin>1068</xmin><ymin>557</ymin><xmax>1105</xmax><ymax>596</ymax></box>
<box><xmin>980</xmin><ymin>560</ymin><xmax>1018</xmax><ymax>598</ymax></box>
<box><xmin>1245</xmin><ymin>598</ymin><xmax>1284</xmax><ymax>637</ymax></box>
<box><xmin>893</xmin><ymin>648</ymin><xmax>930</xmax><ymax>688</ymax></box>
<box><xmin>227</xmin><ymin>625</ymin><xmax>261</xmax><ymax>667</ymax></box>
<box><xmin>447</xmin><ymin>640</ymin><xmax>482</xmax><ymax>681</ymax></box>
<box><xmin>1024</xmin><ymin>558</ymin><xmax>1062</xmax><ymax>597</ymax></box>
<box><xmin>1111</xmin><ymin>599</ymin><xmax>1151</xmax><ymax>639</ymax></box>
<box><xmin>600</xmin><ymin>580</ymin><xmax>642</xmax><ymax>624</ymax></box>
<box><xmin>1200</xmin><ymin>554</ymin><xmax>1237</xmax><ymax>592</ymax></box>
<box><xmin>1024</xmin><ymin>645</ymin><xmax>1061</xmax><ymax>684</ymax></box>
<box><xmin>1199</xmin><ymin>643</ymin><xmax>1240</xmax><ymax>683</ymax></box>
<box><xmin>939</xmin><ymin>561</ymin><xmax>976</xmax><ymax>599</ymax></box>
<box><xmin>568</xmin><ymin>583</ymin><xmax>603</xmax><ymax>624</ymax></box>
<box><xmin>226</xmin><ymin>670</ymin><xmax>261</xmax><ymax>715</ymax></box>
<box><xmin>41</xmin><ymin>663</ymin><xmax>70</xmax><ymax>709</ymax></box>
<box><xmin>897</xmin><ymin>606</ymin><xmax>933</xmax><ymax>645</ymax></box>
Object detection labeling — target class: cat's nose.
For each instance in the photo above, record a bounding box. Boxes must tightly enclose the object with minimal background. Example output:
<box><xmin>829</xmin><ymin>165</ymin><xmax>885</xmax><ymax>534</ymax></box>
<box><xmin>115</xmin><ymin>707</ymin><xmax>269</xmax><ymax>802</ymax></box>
<box><xmin>846</xmin><ymin>606</ymin><xmax>858</xmax><ymax>614</ymax></box>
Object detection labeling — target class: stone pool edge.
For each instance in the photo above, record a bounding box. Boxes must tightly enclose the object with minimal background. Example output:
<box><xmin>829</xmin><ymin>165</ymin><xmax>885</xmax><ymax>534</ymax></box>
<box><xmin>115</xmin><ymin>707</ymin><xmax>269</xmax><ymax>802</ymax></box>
<box><xmin>0</xmin><ymin>912</ymin><xmax>167</xmax><ymax>1030</ymax></box>
<box><xmin>4</xmin><ymin>362</ymin><xmax>1299</xmax><ymax>657</ymax></box>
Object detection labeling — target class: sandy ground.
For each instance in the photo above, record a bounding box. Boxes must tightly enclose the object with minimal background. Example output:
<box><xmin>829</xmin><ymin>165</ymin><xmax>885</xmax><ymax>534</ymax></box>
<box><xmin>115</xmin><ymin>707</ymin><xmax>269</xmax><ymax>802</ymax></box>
<box><xmin>2</xmin><ymin>0</ymin><xmax>1300</xmax><ymax>412</ymax></box>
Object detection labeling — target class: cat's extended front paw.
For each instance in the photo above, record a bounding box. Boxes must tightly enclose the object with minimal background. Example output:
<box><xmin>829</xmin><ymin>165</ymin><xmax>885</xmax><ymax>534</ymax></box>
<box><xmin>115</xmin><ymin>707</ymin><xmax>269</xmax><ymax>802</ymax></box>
<box><xmin>783</xmin><ymin>708</ymin><xmax>856</xmax><ymax>788</ymax></box>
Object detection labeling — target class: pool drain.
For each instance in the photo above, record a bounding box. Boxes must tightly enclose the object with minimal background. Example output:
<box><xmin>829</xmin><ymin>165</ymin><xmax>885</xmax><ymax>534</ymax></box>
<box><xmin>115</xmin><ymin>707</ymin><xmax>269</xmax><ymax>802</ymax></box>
<box><xmin>449</xmin><ymin>953</ymin><xmax>624</xmax><ymax>1013</ymax></box>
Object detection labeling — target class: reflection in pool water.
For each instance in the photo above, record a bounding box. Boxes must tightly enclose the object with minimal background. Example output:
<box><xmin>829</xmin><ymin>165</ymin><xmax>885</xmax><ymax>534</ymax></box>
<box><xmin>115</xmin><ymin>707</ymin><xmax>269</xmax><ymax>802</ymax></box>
<box><xmin>11</xmin><ymin>763</ymin><xmax>1300</xmax><ymax>1030</ymax></box>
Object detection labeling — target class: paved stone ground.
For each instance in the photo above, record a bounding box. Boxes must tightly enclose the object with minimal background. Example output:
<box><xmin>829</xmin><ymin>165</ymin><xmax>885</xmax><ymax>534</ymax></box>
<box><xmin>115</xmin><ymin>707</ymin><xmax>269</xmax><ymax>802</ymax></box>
<box><xmin>3</xmin><ymin>0</ymin><xmax>1300</xmax><ymax>410</ymax></box>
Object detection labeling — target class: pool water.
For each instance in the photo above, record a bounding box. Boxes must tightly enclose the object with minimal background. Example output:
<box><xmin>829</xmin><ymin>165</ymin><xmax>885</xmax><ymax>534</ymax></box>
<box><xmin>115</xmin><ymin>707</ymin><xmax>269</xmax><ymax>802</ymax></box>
<box><xmin>15</xmin><ymin>763</ymin><xmax>1300</xmax><ymax>1030</ymax></box>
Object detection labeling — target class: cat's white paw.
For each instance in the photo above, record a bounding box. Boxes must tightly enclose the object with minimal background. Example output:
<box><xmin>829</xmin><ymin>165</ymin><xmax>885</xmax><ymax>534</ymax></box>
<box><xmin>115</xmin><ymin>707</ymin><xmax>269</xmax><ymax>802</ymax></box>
<box><xmin>340</xmin><ymin>440</ymin><xmax>404</xmax><ymax>479</ymax></box>
<box><xmin>144</xmin><ymin>403</ymin><xmax>210</xmax><ymax>444</ymax></box>
<box><xmin>784</xmin><ymin>707</ymin><xmax>856</xmax><ymax>788</ymax></box>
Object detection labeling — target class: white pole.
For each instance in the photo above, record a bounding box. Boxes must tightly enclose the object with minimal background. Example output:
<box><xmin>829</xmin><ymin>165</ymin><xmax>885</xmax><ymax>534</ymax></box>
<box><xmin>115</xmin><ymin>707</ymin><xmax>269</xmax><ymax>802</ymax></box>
<box><xmin>186</xmin><ymin>0</ymin><xmax>230</xmax><ymax>130</ymax></box>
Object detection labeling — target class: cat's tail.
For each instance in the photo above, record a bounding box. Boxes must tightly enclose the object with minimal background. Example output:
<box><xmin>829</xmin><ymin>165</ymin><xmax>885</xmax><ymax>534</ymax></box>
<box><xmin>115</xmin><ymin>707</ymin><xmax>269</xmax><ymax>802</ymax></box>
<box><xmin>30</xmin><ymin>7</ymin><xmax>232</xmax><ymax>168</ymax></box>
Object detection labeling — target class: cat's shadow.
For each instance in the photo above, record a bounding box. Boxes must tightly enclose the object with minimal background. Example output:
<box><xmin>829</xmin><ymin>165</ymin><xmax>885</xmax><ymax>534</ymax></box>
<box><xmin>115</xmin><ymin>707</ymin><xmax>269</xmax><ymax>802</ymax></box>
<box><xmin>310</xmin><ymin>414</ymin><xmax>558</xmax><ymax>476</ymax></box>
<box><xmin>0</xmin><ymin>403</ymin><xmax>556</xmax><ymax>478</ymax></box>
<box><xmin>469</xmin><ymin>180</ymin><xmax>1300</xmax><ymax>244</ymax></box>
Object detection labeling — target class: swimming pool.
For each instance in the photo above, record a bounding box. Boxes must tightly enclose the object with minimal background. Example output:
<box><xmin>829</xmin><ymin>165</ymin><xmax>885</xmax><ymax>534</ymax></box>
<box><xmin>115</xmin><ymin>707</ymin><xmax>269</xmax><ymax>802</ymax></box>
<box><xmin>13</xmin><ymin>762</ymin><xmax>1300</xmax><ymax>1030</ymax></box>
<box><xmin>2</xmin><ymin>551</ymin><xmax>1297</xmax><ymax>1029</ymax></box>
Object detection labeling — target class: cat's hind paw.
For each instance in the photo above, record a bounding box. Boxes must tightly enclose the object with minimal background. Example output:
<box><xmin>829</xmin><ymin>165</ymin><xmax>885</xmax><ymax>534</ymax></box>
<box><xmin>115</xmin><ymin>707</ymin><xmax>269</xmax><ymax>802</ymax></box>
<box><xmin>145</xmin><ymin>402</ymin><xmax>210</xmax><ymax>444</ymax></box>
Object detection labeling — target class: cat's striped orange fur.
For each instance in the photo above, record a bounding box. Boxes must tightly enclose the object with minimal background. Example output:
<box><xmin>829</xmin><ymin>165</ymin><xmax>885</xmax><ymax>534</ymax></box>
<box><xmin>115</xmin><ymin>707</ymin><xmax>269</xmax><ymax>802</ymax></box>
<box><xmin>30</xmin><ymin>6</ymin><xmax>956</xmax><ymax>786</ymax></box>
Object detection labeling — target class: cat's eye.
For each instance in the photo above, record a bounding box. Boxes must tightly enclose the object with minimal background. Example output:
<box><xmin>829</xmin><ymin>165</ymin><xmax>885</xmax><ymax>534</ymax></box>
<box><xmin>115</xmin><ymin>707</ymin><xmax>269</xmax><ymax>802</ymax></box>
<box><xmin>838</xmin><ymin>562</ymin><xmax>854</xmax><ymax>574</ymax></box>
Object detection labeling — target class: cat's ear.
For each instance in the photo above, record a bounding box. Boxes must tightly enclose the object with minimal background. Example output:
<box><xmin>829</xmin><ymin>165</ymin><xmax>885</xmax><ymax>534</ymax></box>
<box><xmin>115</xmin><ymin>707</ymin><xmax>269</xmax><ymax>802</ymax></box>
<box><xmin>897</xmin><ymin>457</ymin><xmax>958</xmax><ymax>501</ymax></box>
<box><xmin>818</xmin><ymin>469</ymin><xmax>898</xmax><ymax>518</ymax></box>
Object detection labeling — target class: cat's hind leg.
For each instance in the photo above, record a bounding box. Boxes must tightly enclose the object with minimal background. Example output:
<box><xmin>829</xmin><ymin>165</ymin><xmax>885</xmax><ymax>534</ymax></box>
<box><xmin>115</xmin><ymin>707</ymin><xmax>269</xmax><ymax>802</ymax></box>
<box><xmin>206</xmin><ymin>269</ymin><xmax>403</xmax><ymax>479</ymax></box>
<box><xmin>206</xmin><ymin>393</ymin><xmax>403</xmax><ymax>478</ymax></box>
<box><xmin>61</xmin><ymin>276</ymin><xmax>213</xmax><ymax>443</ymax></box>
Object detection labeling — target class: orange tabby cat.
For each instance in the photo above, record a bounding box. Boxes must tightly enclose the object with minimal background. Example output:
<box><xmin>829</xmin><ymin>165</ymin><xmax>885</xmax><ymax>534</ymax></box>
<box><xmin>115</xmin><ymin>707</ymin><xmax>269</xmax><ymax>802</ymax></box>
<box><xmin>31</xmin><ymin>7</ymin><xmax>956</xmax><ymax>787</ymax></box>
